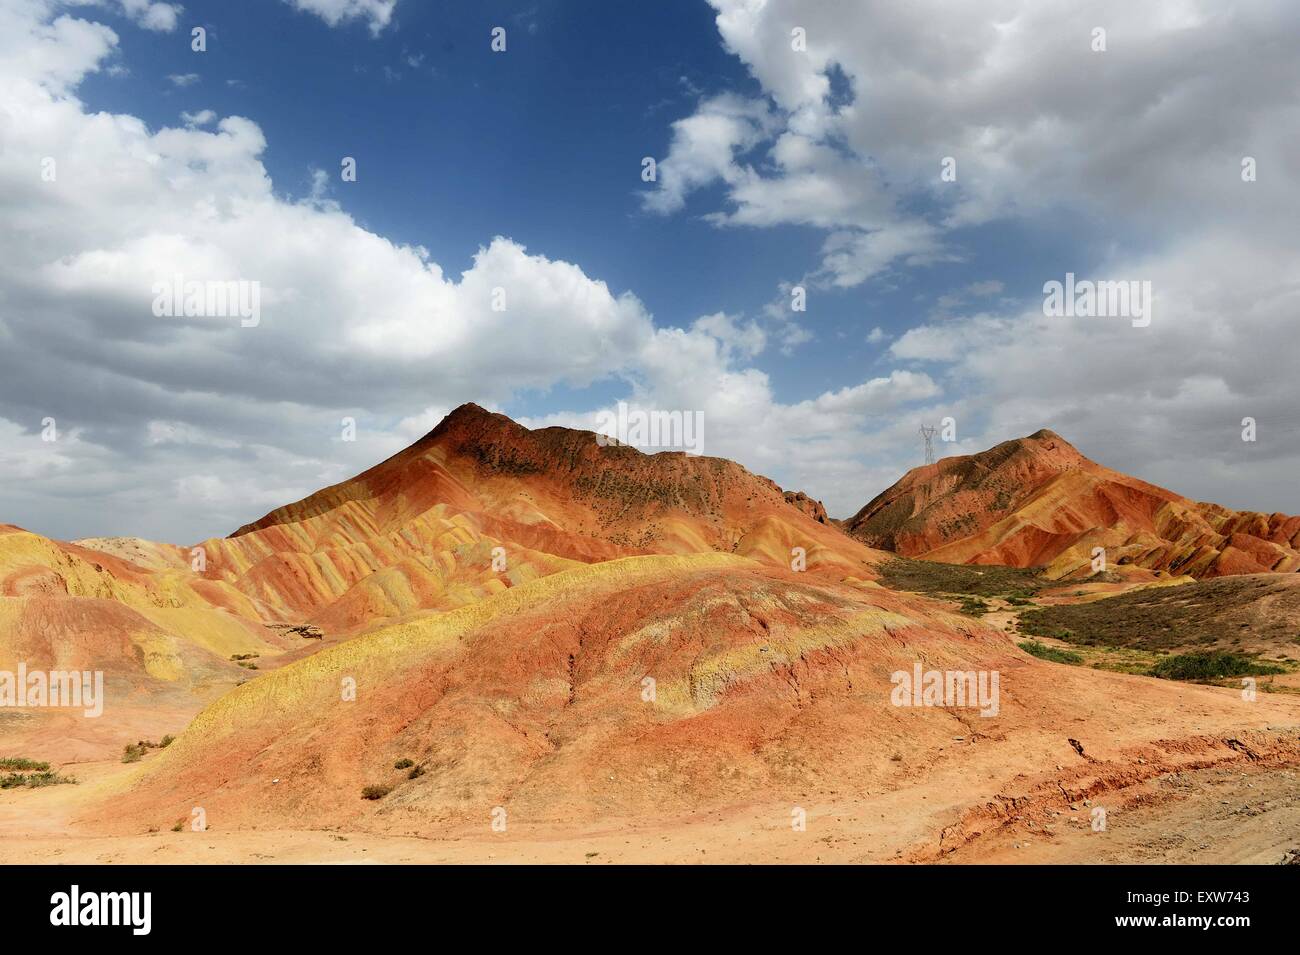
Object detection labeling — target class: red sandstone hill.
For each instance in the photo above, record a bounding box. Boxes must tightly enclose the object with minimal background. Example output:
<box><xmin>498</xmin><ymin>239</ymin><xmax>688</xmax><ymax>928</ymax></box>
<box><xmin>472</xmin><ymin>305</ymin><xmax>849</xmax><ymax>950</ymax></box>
<box><xmin>0</xmin><ymin>406</ymin><xmax>869</xmax><ymax>759</ymax></box>
<box><xmin>232</xmin><ymin>403</ymin><xmax>836</xmax><ymax>553</ymax></box>
<box><xmin>0</xmin><ymin>405</ymin><xmax>870</xmax><ymax>701</ymax></box>
<box><xmin>841</xmin><ymin>430</ymin><xmax>1300</xmax><ymax>579</ymax></box>
<box><xmin>198</xmin><ymin>403</ymin><xmax>879</xmax><ymax>630</ymax></box>
<box><xmin>103</xmin><ymin>550</ymin><xmax>1300</xmax><ymax>841</ymax></box>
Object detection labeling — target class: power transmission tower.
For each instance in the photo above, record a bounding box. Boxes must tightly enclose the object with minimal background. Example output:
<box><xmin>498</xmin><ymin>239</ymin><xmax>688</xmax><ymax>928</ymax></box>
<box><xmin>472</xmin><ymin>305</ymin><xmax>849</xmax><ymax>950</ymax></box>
<box><xmin>919</xmin><ymin>424</ymin><xmax>938</xmax><ymax>466</ymax></box>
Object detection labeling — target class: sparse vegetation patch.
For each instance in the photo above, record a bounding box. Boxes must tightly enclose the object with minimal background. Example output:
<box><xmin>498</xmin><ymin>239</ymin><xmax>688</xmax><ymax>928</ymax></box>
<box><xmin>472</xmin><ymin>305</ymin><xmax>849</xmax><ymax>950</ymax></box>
<box><xmin>879</xmin><ymin>558</ymin><xmax>1051</xmax><ymax>599</ymax></box>
<box><xmin>122</xmin><ymin>738</ymin><xmax>171</xmax><ymax>763</ymax></box>
<box><xmin>1019</xmin><ymin>577</ymin><xmax>1300</xmax><ymax>655</ymax></box>
<box><xmin>1150</xmin><ymin>651</ymin><xmax>1284</xmax><ymax>681</ymax></box>
<box><xmin>0</xmin><ymin>757</ymin><xmax>49</xmax><ymax>771</ymax></box>
<box><xmin>1</xmin><ymin>770</ymin><xmax>75</xmax><ymax>789</ymax></box>
<box><xmin>1018</xmin><ymin>639</ymin><xmax>1084</xmax><ymax>665</ymax></box>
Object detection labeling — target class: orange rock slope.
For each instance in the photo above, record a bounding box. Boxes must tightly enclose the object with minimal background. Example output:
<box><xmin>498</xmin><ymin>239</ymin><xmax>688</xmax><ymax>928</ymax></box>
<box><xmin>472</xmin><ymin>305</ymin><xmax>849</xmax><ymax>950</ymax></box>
<box><xmin>194</xmin><ymin>403</ymin><xmax>875</xmax><ymax>631</ymax></box>
<box><xmin>0</xmin><ymin>523</ymin><xmax>291</xmax><ymax>684</ymax></box>
<box><xmin>102</xmin><ymin>554</ymin><xmax>986</xmax><ymax>831</ymax></box>
<box><xmin>100</xmin><ymin>550</ymin><xmax>1300</xmax><ymax>840</ymax></box>
<box><xmin>0</xmin><ymin>524</ymin><xmax>302</xmax><ymax>761</ymax></box>
<box><xmin>841</xmin><ymin>430</ymin><xmax>1300</xmax><ymax>579</ymax></box>
<box><xmin>0</xmin><ymin>404</ymin><xmax>874</xmax><ymax>726</ymax></box>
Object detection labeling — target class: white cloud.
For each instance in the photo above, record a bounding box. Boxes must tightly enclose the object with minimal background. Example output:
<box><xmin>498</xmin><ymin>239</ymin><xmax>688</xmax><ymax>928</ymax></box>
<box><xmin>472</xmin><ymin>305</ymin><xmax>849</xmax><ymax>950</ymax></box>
<box><xmin>819</xmin><ymin>223</ymin><xmax>950</xmax><ymax>288</ymax></box>
<box><xmin>0</xmin><ymin>0</ymin><xmax>942</xmax><ymax>538</ymax></box>
<box><xmin>648</xmin><ymin>0</ymin><xmax>1300</xmax><ymax>288</ymax></box>
<box><xmin>640</xmin><ymin>94</ymin><xmax>773</xmax><ymax>215</ymax></box>
<box><xmin>0</xmin><ymin>5</ymin><xmax>117</xmax><ymax>92</ymax></box>
<box><xmin>629</xmin><ymin>0</ymin><xmax>1300</xmax><ymax>514</ymax></box>
<box><xmin>690</xmin><ymin>312</ymin><xmax>765</xmax><ymax>360</ymax></box>
<box><xmin>166</xmin><ymin>71</ymin><xmax>198</xmax><ymax>86</ymax></box>
<box><xmin>968</xmin><ymin>281</ymin><xmax>1003</xmax><ymax>298</ymax></box>
<box><xmin>113</xmin><ymin>0</ymin><xmax>181</xmax><ymax>32</ymax></box>
<box><xmin>394</xmin><ymin>404</ymin><xmax>455</xmax><ymax>441</ymax></box>
<box><xmin>281</xmin><ymin>0</ymin><xmax>397</xmax><ymax>36</ymax></box>
<box><xmin>179</xmin><ymin>108</ymin><xmax>215</xmax><ymax>126</ymax></box>
<box><xmin>889</xmin><ymin>231</ymin><xmax>1300</xmax><ymax>512</ymax></box>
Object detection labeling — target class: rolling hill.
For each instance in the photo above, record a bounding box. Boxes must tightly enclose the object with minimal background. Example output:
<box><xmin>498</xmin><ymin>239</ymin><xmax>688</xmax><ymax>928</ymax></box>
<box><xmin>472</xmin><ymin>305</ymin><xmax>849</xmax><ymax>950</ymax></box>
<box><xmin>841</xmin><ymin>430</ymin><xmax>1300</xmax><ymax>580</ymax></box>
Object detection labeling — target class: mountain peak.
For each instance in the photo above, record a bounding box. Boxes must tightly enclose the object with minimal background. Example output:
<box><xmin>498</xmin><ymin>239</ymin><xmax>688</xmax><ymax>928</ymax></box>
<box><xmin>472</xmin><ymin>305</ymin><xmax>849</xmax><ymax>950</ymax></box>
<box><xmin>1019</xmin><ymin>428</ymin><xmax>1080</xmax><ymax>454</ymax></box>
<box><xmin>1027</xmin><ymin>428</ymin><xmax>1063</xmax><ymax>441</ymax></box>
<box><xmin>841</xmin><ymin>427</ymin><xmax>1096</xmax><ymax>555</ymax></box>
<box><xmin>422</xmin><ymin>402</ymin><xmax>520</xmax><ymax>441</ymax></box>
<box><xmin>445</xmin><ymin>401</ymin><xmax>493</xmax><ymax>419</ymax></box>
<box><xmin>228</xmin><ymin>403</ymin><xmax>870</xmax><ymax>581</ymax></box>
<box><xmin>937</xmin><ymin>429</ymin><xmax>1088</xmax><ymax>476</ymax></box>
<box><xmin>843</xmin><ymin>427</ymin><xmax>1300</xmax><ymax>579</ymax></box>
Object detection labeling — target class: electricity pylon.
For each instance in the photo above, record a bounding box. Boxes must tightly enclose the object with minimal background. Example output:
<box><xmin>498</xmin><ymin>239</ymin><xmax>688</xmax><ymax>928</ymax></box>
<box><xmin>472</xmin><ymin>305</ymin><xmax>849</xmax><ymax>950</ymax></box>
<box><xmin>919</xmin><ymin>424</ymin><xmax>938</xmax><ymax>466</ymax></box>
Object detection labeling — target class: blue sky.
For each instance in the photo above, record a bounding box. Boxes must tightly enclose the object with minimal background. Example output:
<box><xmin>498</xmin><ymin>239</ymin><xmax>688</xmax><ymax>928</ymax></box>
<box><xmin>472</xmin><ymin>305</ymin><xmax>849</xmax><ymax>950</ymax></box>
<box><xmin>2</xmin><ymin>0</ymin><xmax>1298</xmax><ymax>541</ymax></box>
<box><xmin>78</xmin><ymin>0</ymin><xmax>1087</xmax><ymax>412</ymax></box>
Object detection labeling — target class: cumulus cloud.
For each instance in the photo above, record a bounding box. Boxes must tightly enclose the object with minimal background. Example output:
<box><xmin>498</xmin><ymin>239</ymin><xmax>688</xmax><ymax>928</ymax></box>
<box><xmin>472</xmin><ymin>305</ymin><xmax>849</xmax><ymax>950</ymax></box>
<box><xmin>7</xmin><ymin>0</ymin><xmax>1295</xmax><ymax>544</ymax></box>
<box><xmin>179</xmin><ymin>108</ymin><xmax>215</xmax><ymax>126</ymax></box>
<box><xmin>889</xmin><ymin>229</ymin><xmax>1300</xmax><ymax>511</ymax></box>
<box><xmin>636</xmin><ymin>0</ymin><xmax>1300</xmax><ymax>513</ymax></box>
<box><xmin>109</xmin><ymin>0</ymin><xmax>181</xmax><ymax>33</ymax></box>
<box><xmin>819</xmin><ymin>224</ymin><xmax>950</xmax><ymax>288</ymax></box>
<box><xmin>640</xmin><ymin>94</ymin><xmax>774</xmax><ymax>215</ymax></box>
<box><xmin>281</xmin><ymin>0</ymin><xmax>396</xmax><ymax>36</ymax></box>
<box><xmin>690</xmin><ymin>312</ymin><xmax>765</xmax><ymax>360</ymax></box>
<box><xmin>0</xmin><ymin>0</ymin><xmax>942</xmax><ymax>539</ymax></box>
<box><xmin>650</xmin><ymin>0</ymin><xmax>1300</xmax><ymax>284</ymax></box>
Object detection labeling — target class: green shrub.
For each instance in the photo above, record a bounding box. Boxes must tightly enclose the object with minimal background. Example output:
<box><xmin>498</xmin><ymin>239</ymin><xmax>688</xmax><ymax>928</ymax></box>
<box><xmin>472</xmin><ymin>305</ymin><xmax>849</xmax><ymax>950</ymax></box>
<box><xmin>393</xmin><ymin>758</ymin><xmax>414</xmax><ymax>770</ymax></box>
<box><xmin>1150</xmin><ymin>651</ymin><xmax>1284</xmax><ymax>681</ymax></box>
<box><xmin>0</xmin><ymin>757</ymin><xmax>49</xmax><ymax>771</ymax></box>
<box><xmin>1018</xmin><ymin>639</ymin><xmax>1084</xmax><ymax>665</ymax></box>
<box><xmin>1</xmin><ymin>771</ymin><xmax>75</xmax><ymax>789</ymax></box>
<box><xmin>1018</xmin><ymin>616</ymin><xmax>1076</xmax><ymax>642</ymax></box>
<box><xmin>361</xmin><ymin>785</ymin><xmax>391</xmax><ymax>800</ymax></box>
<box><xmin>877</xmin><ymin>559</ymin><xmax>1049</xmax><ymax>598</ymax></box>
<box><xmin>407</xmin><ymin>765</ymin><xmax>425</xmax><ymax>780</ymax></box>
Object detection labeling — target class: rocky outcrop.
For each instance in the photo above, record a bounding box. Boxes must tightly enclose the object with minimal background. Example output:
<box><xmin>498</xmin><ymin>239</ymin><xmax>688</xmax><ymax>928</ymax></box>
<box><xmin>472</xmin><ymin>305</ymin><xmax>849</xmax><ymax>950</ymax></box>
<box><xmin>783</xmin><ymin>490</ymin><xmax>829</xmax><ymax>524</ymax></box>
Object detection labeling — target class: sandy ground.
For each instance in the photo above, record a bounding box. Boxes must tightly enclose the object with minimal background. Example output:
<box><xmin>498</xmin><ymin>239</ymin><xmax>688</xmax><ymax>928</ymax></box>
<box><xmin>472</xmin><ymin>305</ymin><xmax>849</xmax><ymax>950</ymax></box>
<box><xmin>0</xmin><ymin>754</ymin><xmax>956</xmax><ymax>863</ymax></box>
<box><xmin>3</xmin><ymin>732</ymin><xmax>1298</xmax><ymax>865</ymax></box>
